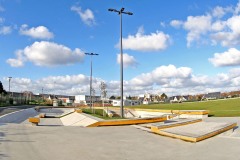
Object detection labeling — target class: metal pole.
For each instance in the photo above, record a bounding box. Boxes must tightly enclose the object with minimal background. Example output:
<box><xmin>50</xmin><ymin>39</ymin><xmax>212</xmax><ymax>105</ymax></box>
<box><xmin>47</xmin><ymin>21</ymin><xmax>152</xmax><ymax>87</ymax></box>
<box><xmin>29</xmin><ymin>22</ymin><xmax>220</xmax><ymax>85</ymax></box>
<box><xmin>120</xmin><ymin>11</ymin><xmax>124</xmax><ymax>118</ymax></box>
<box><xmin>85</xmin><ymin>53</ymin><xmax>99</xmax><ymax>113</ymax></box>
<box><xmin>8</xmin><ymin>78</ymin><xmax>11</xmax><ymax>93</ymax></box>
<box><xmin>42</xmin><ymin>87</ymin><xmax>44</xmax><ymax>101</ymax></box>
<box><xmin>90</xmin><ymin>55</ymin><xmax>93</xmax><ymax>113</ymax></box>
<box><xmin>108</xmin><ymin>7</ymin><xmax>132</xmax><ymax>118</ymax></box>
<box><xmin>8</xmin><ymin>77</ymin><xmax>12</xmax><ymax>97</ymax></box>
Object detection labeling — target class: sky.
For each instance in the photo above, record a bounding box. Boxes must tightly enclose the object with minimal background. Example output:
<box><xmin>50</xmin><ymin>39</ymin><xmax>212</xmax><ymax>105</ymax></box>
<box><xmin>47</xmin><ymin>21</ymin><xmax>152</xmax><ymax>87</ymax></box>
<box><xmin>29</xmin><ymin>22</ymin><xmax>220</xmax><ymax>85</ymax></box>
<box><xmin>1</xmin><ymin>0</ymin><xmax>240</xmax><ymax>97</ymax></box>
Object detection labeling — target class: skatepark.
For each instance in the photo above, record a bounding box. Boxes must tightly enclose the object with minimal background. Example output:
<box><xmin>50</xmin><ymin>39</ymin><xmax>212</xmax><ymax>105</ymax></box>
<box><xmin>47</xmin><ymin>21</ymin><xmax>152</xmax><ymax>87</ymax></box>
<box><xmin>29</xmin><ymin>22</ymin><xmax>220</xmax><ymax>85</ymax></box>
<box><xmin>0</xmin><ymin>106</ymin><xmax>239</xmax><ymax>160</ymax></box>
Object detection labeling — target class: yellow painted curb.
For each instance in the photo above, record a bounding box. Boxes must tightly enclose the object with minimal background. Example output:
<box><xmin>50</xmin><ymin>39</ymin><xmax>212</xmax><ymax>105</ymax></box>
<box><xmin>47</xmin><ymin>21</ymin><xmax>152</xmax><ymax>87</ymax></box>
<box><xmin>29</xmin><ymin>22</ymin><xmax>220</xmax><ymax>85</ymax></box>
<box><xmin>151</xmin><ymin>119</ymin><xmax>202</xmax><ymax>130</ymax></box>
<box><xmin>29</xmin><ymin>117</ymin><xmax>40</xmax><ymax>123</ymax></box>
<box><xmin>152</xmin><ymin>122</ymin><xmax>237</xmax><ymax>142</ymax></box>
<box><xmin>87</xmin><ymin>116</ymin><xmax>168</xmax><ymax>127</ymax></box>
<box><xmin>75</xmin><ymin>109</ymin><xmax>82</xmax><ymax>113</ymax></box>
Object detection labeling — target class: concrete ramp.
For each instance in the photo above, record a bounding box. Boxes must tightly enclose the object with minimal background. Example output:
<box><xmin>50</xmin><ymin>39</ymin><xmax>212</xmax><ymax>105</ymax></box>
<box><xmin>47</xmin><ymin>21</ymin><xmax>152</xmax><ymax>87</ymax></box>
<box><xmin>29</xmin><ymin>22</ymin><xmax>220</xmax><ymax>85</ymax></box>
<box><xmin>60</xmin><ymin>112</ymin><xmax>101</xmax><ymax>127</ymax></box>
<box><xmin>39</xmin><ymin>108</ymin><xmax>75</xmax><ymax>118</ymax></box>
<box><xmin>0</xmin><ymin>108</ymin><xmax>38</xmax><ymax>124</ymax></box>
<box><xmin>151</xmin><ymin>121</ymin><xmax>237</xmax><ymax>142</ymax></box>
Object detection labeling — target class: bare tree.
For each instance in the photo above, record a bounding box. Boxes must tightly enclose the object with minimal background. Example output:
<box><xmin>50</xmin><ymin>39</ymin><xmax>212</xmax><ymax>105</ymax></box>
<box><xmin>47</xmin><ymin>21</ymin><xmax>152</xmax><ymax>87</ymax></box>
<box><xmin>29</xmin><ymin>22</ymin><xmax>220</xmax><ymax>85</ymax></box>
<box><xmin>100</xmin><ymin>82</ymin><xmax>107</xmax><ymax>116</ymax></box>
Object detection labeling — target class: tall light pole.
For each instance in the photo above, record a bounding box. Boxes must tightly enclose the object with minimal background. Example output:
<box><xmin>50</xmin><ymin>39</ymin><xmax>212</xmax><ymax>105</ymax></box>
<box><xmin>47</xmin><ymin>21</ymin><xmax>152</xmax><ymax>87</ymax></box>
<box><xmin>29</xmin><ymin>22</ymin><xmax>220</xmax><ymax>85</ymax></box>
<box><xmin>108</xmin><ymin>7</ymin><xmax>133</xmax><ymax>118</ymax></box>
<box><xmin>42</xmin><ymin>87</ymin><xmax>44</xmax><ymax>101</ymax></box>
<box><xmin>85</xmin><ymin>53</ymin><xmax>99</xmax><ymax>112</ymax></box>
<box><xmin>8</xmin><ymin>77</ymin><xmax>12</xmax><ymax>96</ymax></box>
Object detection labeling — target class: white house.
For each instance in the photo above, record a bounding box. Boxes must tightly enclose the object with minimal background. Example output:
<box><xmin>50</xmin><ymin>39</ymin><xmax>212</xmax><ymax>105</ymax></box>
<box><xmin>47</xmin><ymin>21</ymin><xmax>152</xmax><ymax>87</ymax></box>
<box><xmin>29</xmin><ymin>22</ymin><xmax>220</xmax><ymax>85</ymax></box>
<box><xmin>75</xmin><ymin>95</ymin><xmax>101</xmax><ymax>105</ymax></box>
<box><xmin>112</xmin><ymin>99</ymin><xmax>140</xmax><ymax>106</ymax></box>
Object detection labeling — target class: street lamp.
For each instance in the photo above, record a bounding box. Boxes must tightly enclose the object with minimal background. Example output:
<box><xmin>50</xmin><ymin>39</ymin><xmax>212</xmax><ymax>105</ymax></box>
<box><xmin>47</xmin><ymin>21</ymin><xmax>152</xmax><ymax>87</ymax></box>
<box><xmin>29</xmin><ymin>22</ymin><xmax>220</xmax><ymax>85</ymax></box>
<box><xmin>108</xmin><ymin>7</ymin><xmax>133</xmax><ymax>118</ymax></box>
<box><xmin>8</xmin><ymin>77</ymin><xmax>12</xmax><ymax>95</ymax></box>
<box><xmin>85</xmin><ymin>53</ymin><xmax>99</xmax><ymax>112</ymax></box>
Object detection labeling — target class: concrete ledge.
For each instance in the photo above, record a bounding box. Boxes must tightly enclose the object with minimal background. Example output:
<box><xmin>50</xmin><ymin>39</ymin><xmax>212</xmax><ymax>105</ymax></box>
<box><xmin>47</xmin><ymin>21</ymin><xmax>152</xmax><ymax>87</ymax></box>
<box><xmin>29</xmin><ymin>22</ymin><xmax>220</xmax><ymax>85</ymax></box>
<box><xmin>87</xmin><ymin>116</ymin><xmax>168</xmax><ymax>127</ymax></box>
<box><xmin>151</xmin><ymin>119</ymin><xmax>202</xmax><ymax>130</ymax></box>
<box><xmin>151</xmin><ymin>122</ymin><xmax>237</xmax><ymax>142</ymax></box>
<box><xmin>75</xmin><ymin>109</ymin><xmax>82</xmax><ymax>113</ymax></box>
<box><xmin>39</xmin><ymin>113</ymin><xmax>46</xmax><ymax>118</ymax></box>
<box><xmin>29</xmin><ymin>117</ymin><xmax>40</xmax><ymax>126</ymax></box>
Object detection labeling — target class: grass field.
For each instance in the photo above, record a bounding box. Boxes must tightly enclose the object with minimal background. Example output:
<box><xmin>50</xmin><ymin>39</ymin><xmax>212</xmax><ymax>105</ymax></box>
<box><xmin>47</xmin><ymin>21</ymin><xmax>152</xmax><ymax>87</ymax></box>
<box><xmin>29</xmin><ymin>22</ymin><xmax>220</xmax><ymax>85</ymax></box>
<box><xmin>82</xmin><ymin>108</ymin><xmax>124</xmax><ymax>120</ymax></box>
<box><xmin>126</xmin><ymin>98</ymin><xmax>240</xmax><ymax>117</ymax></box>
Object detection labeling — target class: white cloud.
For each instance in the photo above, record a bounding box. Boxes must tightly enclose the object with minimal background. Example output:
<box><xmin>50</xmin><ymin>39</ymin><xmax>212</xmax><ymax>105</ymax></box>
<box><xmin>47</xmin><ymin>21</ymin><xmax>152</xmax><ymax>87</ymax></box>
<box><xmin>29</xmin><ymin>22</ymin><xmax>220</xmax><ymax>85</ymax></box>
<box><xmin>71</xmin><ymin>6</ymin><xmax>95</xmax><ymax>26</ymax></box>
<box><xmin>0</xmin><ymin>26</ymin><xmax>12</xmax><ymax>35</ymax></box>
<box><xmin>211</xmin><ymin>15</ymin><xmax>240</xmax><ymax>47</ymax></box>
<box><xmin>3</xmin><ymin>65</ymin><xmax>240</xmax><ymax>97</ymax></box>
<box><xmin>130</xmin><ymin>65</ymin><xmax>192</xmax><ymax>87</ymax></box>
<box><xmin>209</xmin><ymin>48</ymin><xmax>240</xmax><ymax>67</ymax></box>
<box><xmin>119</xmin><ymin>26</ymin><xmax>170</xmax><ymax>52</ymax></box>
<box><xmin>171</xmin><ymin>1</ymin><xmax>240</xmax><ymax>47</ymax></box>
<box><xmin>19</xmin><ymin>24</ymin><xmax>54</xmax><ymax>39</ymax></box>
<box><xmin>170</xmin><ymin>20</ymin><xmax>183</xmax><ymax>28</ymax></box>
<box><xmin>211</xmin><ymin>21</ymin><xmax>226</xmax><ymax>31</ymax></box>
<box><xmin>234</xmin><ymin>0</ymin><xmax>240</xmax><ymax>14</ymax></box>
<box><xmin>212</xmin><ymin>6</ymin><xmax>226</xmax><ymax>18</ymax></box>
<box><xmin>117</xmin><ymin>53</ymin><xmax>138</xmax><ymax>68</ymax></box>
<box><xmin>38</xmin><ymin>74</ymin><xmax>89</xmax><ymax>86</ymax></box>
<box><xmin>228</xmin><ymin>68</ymin><xmax>240</xmax><ymax>78</ymax></box>
<box><xmin>6</xmin><ymin>50</ymin><xmax>26</xmax><ymax>67</ymax></box>
<box><xmin>7</xmin><ymin>41</ymin><xmax>85</xmax><ymax>67</ymax></box>
<box><xmin>183</xmin><ymin>15</ymin><xmax>212</xmax><ymax>47</ymax></box>
<box><xmin>127</xmin><ymin>64</ymin><xmax>240</xmax><ymax>95</ymax></box>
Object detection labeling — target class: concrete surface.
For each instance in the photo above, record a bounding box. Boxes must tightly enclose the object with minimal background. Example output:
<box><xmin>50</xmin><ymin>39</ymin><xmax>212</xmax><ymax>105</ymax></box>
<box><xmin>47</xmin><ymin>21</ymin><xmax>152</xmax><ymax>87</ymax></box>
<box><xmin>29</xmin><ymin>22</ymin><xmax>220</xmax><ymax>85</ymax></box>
<box><xmin>161</xmin><ymin>121</ymin><xmax>236</xmax><ymax>138</ymax></box>
<box><xmin>0</xmin><ymin>108</ymin><xmax>38</xmax><ymax>123</ymax></box>
<box><xmin>0</xmin><ymin>105</ymin><xmax>35</xmax><ymax>116</ymax></box>
<box><xmin>60</xmin><ymin>112</ymin><xmax>102</xmax><ymax>127</ymax></box>
<box><xmin>0</xmin><ymin>118</ymin><xmax>239</xmax><ymax>160</ymax></box>
<box><xmin>39</xmin><ymin>108</ymin><xmax>75</xmax><ymax>118</ymax></box>
<box><xmin>0</xmin><ymin>109</ymin><xmax>239</xmax><ymax>160</ymax></box>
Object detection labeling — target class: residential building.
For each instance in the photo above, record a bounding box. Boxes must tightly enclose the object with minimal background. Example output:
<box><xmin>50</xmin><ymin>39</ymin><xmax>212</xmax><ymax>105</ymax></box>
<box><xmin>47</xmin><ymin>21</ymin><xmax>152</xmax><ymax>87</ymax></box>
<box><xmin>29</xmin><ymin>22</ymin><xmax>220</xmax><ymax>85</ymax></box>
<box><xmin>75</xmin><ymin>95</ymin><xmax>101</xmax><ymax>105</ymax></box>
<box><xmin>112</xmin><ymin>99</ymin><xmax>140</xmax><ymax>106</ymax></box>
<box><xmin>204</xmin><ymin>92</ymin><xmax>221</xmax><ymax>100</ymax></box>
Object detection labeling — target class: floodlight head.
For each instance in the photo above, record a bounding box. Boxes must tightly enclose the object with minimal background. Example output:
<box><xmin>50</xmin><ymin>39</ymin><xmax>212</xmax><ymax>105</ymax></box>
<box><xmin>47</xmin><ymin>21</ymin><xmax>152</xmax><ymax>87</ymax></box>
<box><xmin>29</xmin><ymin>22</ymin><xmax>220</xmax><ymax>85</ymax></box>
<box><xmin>126</xmin><ymin>12</ymin><xmax>133</xmax><ymax>15</ymax></box>
<box><xmin>108</xmin><ymin>8</ymin><xmax>114</xmax><ymax>12</ymax></box>
<box><xmin>121</xmin><ymin>8</ymin><xmax>125</xmax><ymax>12</ymax></box>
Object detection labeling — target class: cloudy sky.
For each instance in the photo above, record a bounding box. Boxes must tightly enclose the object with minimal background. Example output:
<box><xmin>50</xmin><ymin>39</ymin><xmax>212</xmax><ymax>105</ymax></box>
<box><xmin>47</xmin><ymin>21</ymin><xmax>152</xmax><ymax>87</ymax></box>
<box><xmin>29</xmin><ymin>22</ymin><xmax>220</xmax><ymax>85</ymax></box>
<box><xmin>1</xmin><ymin>0</ymin><xmax>240</xmax><ymax>97</ymax></box>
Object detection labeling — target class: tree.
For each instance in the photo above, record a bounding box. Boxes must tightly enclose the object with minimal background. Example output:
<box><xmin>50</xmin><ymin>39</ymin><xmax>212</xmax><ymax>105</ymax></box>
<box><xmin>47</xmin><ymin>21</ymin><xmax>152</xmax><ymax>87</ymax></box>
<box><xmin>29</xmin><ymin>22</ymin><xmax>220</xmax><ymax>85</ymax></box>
<box><xmin>161</xmin><ymin>93</ymin><xmax>168</xmax><ymax>100</ymax></box>
<box><xmin>109</xmin><ymin>95</ymin><xmax>116</xmax><ymax>99</ymax></box>
<box><xmin>0</xmin><ymin>81</ymin><xmax>7</xmax><ymax>95</ymax></box>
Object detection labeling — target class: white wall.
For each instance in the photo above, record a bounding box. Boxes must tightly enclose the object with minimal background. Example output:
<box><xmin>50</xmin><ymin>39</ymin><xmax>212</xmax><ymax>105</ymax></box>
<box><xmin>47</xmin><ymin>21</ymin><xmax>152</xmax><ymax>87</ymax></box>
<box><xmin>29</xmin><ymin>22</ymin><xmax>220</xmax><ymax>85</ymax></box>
<box><xmin>112</xmin><ymin>100</ymin><xmax>140</xmax><ymax>106</ymax></box>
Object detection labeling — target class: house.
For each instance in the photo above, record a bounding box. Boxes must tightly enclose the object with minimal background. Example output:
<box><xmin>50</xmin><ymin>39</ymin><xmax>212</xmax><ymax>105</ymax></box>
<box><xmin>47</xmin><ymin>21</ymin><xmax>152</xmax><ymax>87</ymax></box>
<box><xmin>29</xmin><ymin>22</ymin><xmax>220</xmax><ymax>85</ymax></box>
<box><xmin>169</xmin><ymin>95</ymin><xmax>189</xmax><ymax>103</ymax></box>
<box><xmin>112</xmin><ymin>99</ymin><xmax>140</xmax><ymax>106</ymax></box>
<box><xmin>75</xmin><ymin>95</ymin><xmax>101</xmax><ymax>105</ymax></box>
<box><xmin>204</xmin><ymin>92</ymin><xmax>221</xmax><ymax>100</ymax></box>
<box><xmin>141</xmin><ymin>93</ymin><xmax>158</xmax><ymax>104</ymax></box>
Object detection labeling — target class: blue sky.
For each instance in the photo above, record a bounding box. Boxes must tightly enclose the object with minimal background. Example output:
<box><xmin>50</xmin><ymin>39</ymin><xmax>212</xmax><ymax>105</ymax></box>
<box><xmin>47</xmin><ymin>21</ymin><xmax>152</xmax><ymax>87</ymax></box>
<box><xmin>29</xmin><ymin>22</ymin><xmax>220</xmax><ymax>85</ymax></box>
<box><xmin>1</xmin><ymin>0</ymin><xmax>240</xmax><ymax>97</ymax></box>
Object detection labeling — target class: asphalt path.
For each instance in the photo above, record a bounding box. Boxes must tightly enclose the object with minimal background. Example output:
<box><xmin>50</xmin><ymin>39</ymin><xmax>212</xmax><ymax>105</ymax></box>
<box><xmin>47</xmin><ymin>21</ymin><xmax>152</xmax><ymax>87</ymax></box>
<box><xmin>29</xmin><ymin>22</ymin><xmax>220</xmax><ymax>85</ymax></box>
<box><xmin>0</xmin><ymin>105</ymin><xmax>35</xmax><ymax>116</ymax></box>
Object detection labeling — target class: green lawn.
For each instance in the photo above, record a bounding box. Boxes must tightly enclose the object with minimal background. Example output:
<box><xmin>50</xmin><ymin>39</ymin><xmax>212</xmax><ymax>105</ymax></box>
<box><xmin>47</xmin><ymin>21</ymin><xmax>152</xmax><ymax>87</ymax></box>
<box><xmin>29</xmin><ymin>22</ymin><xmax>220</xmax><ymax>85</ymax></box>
<box><xmin>126</xmin><ymin>98</ymin><xmax>240</xmax><ymax>117</ymax></box>
<box><xmin>82</xmin><ymin>108</ymin><xmax>124</xmax><ymax>120</ymax></box>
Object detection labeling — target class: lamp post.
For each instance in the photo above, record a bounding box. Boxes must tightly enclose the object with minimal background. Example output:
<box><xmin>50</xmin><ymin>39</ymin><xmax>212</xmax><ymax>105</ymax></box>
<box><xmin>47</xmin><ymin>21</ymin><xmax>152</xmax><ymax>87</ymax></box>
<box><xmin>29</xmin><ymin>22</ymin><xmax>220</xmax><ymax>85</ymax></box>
<box><xmin>85</xmin><ymin>53</ymin><xmax>99</xmax><ymax>112</ymax></box>
<box><xmin>42</xmin><ymin>87</ymin><xmax>44</xmax><ymax>101</ymax></box>
<box><xmin>8</xmin><ymin>77</ymin><xmax>12</xmax><ymax>96</ymax></box>
<box><xmin>108</xmin><ymin>7</ymin><xmax>133</xmax><ymax>118</ymax></box>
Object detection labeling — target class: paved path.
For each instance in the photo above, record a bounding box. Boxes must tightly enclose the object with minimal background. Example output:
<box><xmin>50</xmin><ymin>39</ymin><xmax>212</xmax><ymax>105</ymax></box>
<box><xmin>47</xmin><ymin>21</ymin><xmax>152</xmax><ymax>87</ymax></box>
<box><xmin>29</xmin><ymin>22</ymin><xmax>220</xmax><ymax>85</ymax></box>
<box><xmin>0</xmin><ymin>117</ymin><xmax>240</xmax><ymax>160</ymax></box>
<box><xmin>0</xmin><ymin>105</ymin><xmax>35</xmax><ymax>116</ymax></box>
